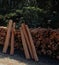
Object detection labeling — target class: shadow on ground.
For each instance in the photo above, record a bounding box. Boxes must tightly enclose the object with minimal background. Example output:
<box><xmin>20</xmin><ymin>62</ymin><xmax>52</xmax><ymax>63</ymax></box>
<box><xmin>0</xmin><ymin>45</ymin><xmax>59</xmax><ymax>65</ymax></box>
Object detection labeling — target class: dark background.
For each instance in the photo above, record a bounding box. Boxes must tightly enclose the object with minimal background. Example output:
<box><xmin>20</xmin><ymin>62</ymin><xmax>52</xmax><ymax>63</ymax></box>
<box><xmin>0</xmin><ymin>0</ymin><xmax>59</xmax><ymax>29</ymax></box>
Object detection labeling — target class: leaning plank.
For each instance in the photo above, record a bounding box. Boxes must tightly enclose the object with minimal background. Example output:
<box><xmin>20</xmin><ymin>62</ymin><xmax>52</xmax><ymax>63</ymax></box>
<box><xmin>25</xmin><ymin>24</ymin><xmax>39</xmax><ymax>61</ymax></box>
<box><xmin>21</xmin><ymin>24</ymin><xmax>34</xmax><ymax>59</ymax></box>
<box><xmin>20</xmin><ymin>27</ymin><xmax>30</xmax><ymax>59</ymax></box>
<box><xmin>3</xmin><ymin>20</ymin><xmax>13</xmax><ymax>53</ymax></box>
<box><xmin>10</xmin><ymin>23</ymin><xmax>15</xmax><ymax>55</ymax></box>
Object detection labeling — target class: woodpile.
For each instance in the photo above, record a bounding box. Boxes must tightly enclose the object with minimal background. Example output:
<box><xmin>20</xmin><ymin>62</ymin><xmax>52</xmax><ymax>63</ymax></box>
<box><xmin>31</xmin><ymin>28</ymin><xmax>59</xmax><ymax>59</ymax></box>
<box><xmin>0</xmin><ymin>26</ymin><xmax>7</xmax><ymax>45</ymax></box>
<box><xmin>16</xmin><ymin>28</ymin><xmax>59</xmax><ymax>60</ymax></box>
<box><xmin>0</xmin><ymin>20</ymin><xmax>59</xmax><ymax>60</ymax></box>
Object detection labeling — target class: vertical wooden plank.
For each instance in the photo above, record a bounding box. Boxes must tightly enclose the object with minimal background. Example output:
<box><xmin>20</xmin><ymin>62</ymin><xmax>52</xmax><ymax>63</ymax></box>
<box><xmin>3</xmin><ymin>20</ymin><xmax>13</xmax><ymax>53</ymax></box>
<box><xmin>21</xmin><ymin>24</ymin><xmax>34</xmax><ymax>59</ymax></box>
<box><xmin>10</xmin><ymin>22</ymin><xmax>15</xmax><ymax>55</ymax></box>
<box><xmin>20</xmin><ymin>27</ymin><xmax>30</xmax><ymax>59</ymax></box>
<box><xmin>25</xmin><ymin>25</ymin><xmax>39</xmax><ymax>61</ymax></box>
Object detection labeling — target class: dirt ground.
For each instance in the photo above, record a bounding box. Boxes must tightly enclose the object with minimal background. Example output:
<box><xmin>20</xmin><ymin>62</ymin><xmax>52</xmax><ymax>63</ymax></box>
<box><xmin>0</xmin><ymin>52</ymin><xmax>59</xmax><ymax>65</ymax></box>
<box><xmin>0</xmin><ymin>52</ymin><xmax>39</xmax><ymax>65</ymax></box>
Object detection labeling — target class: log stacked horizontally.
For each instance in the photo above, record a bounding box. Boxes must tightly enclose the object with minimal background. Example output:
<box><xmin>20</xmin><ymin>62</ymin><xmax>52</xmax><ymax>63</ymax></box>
<box><xmin>0</xmin><ymin>22</ymin><xmax>59</xmax><ymax>60</ymax></box>
<box><xmin>0</xmin><ymin>27</ymin><xmax>7</xmax><ymax>45</ymax></box>
<box><xmin>31</xmin><ymin>28</ymin><xmax>59</xmax><ymax>59</ymax></box>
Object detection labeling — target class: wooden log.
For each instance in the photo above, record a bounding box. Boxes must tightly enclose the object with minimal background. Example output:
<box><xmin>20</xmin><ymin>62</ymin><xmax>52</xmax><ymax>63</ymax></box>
<box><xmin>3</xmin><ymin>20</ymin><xmax>13</xmax><ymax>53</ymax></box>
<box><xmin>25</xmin><ymin>24</ymin><xmax>39</xmax><ymax>61</ymax></box>
<box><xmin>10</xmin><ymin>22</ymin><xmax>15</xmax><ymax>55</ymax></box>
<box><xmin>21</xmin><ymin>24</ymin><xmax>34</xmax><ymax>59</ymax></box>
<box><xmin>21</xmin><ymin>24</ymin><xmax>38</xmax><ymax>61</ymax></box>
<box><xmin>20</xmin><ymin>27</ymin><xmax>30</xmax><ymax>59</ymax></box>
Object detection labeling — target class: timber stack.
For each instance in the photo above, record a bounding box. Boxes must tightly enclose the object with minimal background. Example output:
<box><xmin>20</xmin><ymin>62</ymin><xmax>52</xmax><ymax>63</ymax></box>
<box><xmin>0</xmin><ymin>20</ymin><xmax>59</xmax><ymax>60</ymax></box>
<box><xmin>0</xmin><ymin>27</ymin><xmax>7</xmax><ymax>45</ymax></box>
<box><xmin>31</xmin><ymin>28</ymin><xmax>59</xmax><ymax>59</ymax></box>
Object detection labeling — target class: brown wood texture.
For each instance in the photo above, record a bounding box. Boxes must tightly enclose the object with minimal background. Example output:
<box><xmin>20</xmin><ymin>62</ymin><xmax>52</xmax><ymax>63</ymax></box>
<box><xmin>3</xmin><ymin>20</ymin><xmax>13</xmax><ymax>53</ymax></box>
<box><xmin>25</xmin><ymin>25</ymin><xmax>39</xmax><ymax>61</ymax></box>
<box><xmin>20</xmin><ymin>27</ymin><xmax>30</xmax><ymax>59</ymax></box>
<box><xmin>0</xmin><ymin>24</ymin><xmax>59</xmax><ymax>60</ymax></box>
<box><xmin>10</xmin><ymin>23</ymin><xmax>15</xmax><ymax>55</ymax></box>
<box><xmin>21</xmin><ymin>24</ymin><xmax>34</xmax><ymax>59</ymax></box>
<box><xmin>21</xmin><ymin>24</ymin><xmax>38</xmax><ymax>61</ymax></box>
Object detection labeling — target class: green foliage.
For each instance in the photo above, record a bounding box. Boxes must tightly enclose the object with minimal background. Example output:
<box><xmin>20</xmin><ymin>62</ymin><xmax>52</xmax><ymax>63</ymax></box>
<box><xmin>22</xmin><ymin>7</ymin><xmax>43</xmax><ymax>27</ymax></box>
<box><xmin>0</xmin><ymin>0</ymin><xmax>59</xmax><ymax>28</ymax></box>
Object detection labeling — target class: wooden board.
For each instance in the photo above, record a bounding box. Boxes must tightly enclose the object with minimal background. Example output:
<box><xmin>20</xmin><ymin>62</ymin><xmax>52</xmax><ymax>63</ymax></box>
<box><xmin>3</xmin><ymin>20</ymin><xmax>13</xmax><ymax>53</ymax></box>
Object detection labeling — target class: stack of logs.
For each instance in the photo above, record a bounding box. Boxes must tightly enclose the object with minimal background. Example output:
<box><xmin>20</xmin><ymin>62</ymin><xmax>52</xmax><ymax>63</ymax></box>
<box><xmin>0</xmin><ymin>20</ymin><xmax>59</xmax><ymax>60</ymax></box>
<box><xmin>0</xmin><ymin>27</ymin><xmax>7</xmax><ymax>45</ymax></box>
<box><xmin>31</xmin><ymin>28</ymin><xmax>59</xmax><ymax>59</ymax></box>
<box><xmin>15</xmin><ymin>28</ymin><xmax>59</xmax><ymax>60</ymax></box>
<box><xmin>0</xmin><ymin>20</ymin><xmax>38</xmax><ymax>61</ymax></box>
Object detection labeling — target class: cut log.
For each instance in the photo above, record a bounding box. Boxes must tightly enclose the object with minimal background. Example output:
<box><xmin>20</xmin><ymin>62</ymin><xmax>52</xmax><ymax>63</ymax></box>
<box><xmin>21</xmin><ymin>24</ymin><xmax>34</xmax><ymax>59</ymax></box>
<box><xmin>20</xmin><ymin>27</ymin><xmax>30</xmax><ymax>59</ymax></box>
<box><xmin>3</xmin><ymin>20</ymin><xmax>13</xmax><ymax>53</ymax></box>
<box><xmin>10</xmin><ymin>22</ymin><xmax>15</xmax><ymax>55</ymax></box>
<box><xmin>21</xmin><ymin>24</ymin><xmax>38</xmax><ymax>61</ymax></box>
<box><xmin>25</xmin><ymin>24</ymin><xmax>39</xmax><ymax>61</ymax></box>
